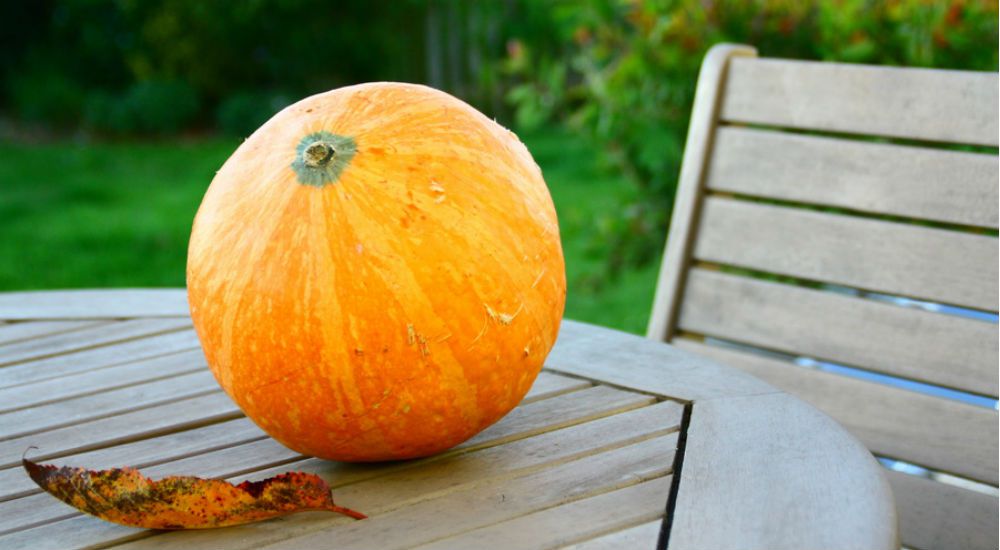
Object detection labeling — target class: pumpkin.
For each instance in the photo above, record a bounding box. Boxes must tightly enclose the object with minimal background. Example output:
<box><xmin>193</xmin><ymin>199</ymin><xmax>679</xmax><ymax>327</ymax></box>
<box><xmin>187</xmin><ymin>83</ymin><xmax>566</xmax><ymax>462</ymax></box>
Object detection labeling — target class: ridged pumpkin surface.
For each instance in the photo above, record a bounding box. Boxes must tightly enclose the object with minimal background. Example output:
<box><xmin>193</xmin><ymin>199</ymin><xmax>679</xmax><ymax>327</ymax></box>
<box><xmin>187</xmin><ymin>83</ymin><xmax>566</xmax><ymax>462</ymax></box>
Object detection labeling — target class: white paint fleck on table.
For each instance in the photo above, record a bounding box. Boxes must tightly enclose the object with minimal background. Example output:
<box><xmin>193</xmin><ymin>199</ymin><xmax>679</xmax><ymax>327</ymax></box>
<box><xmin>0</xmin><ymin>290</ymin><xmax>897</xmax><ymax>549</ymax></box>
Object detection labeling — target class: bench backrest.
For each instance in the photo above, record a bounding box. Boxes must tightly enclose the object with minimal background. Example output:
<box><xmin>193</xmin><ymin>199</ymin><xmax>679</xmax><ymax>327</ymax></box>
<box><xmin>648</xmin><ymin>44</ymin><xmax>998</xmax><ymax>550</ymax></box>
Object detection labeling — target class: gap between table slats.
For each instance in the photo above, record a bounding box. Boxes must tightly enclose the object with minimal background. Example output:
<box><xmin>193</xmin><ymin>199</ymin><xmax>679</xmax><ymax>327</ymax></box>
<box><xmin>0</xmin><ymin>384</ymin><xmax>674</xmax><ymax>549</ymax></box>
<box><xmin>0</xmin><ymin>348</ymin><xmax>209</xmax><ymax>414</ymax></box>
<box><xmin>561</xmin><ymin>519</ymin><xmax>663</xmax><ymax>550</ymax></box>
<box><xmin>411</xmin><ymin>477</ymin><xmax>670</xmax><ymax>550</ymax></box>
<box><xmin>706</xmin><ymin>126</ymin><xmax>999</xmax><ymax>229</ymax></box>
<box><xmin>693</xmin><ymin>196</ymin><xmax>998</xmax><ymax>311</ymax></box>
<box><xmin>0</xmin><ymin>318</ymin><xmax>192</xmax><ymax>368</ymax></box>
<box><xmin>0</xmin><ymin>371</ymin><xmax>589</xmax><ymax>503</ymax></box>
<box><xmin>720</xmin><ymin>57</ymin><xmax>999</xmax><ymax>146</ymax></box>
<box><xmin>0</xmin><ymin>380</ymin><xmax>616</xmax><ymax>533</ymax></box>
<box><xmin>0</xmin><ymin>320</ymin><xmax>115</xmax><ymax>347</ymax></box>
<box><xmin>0</xmin><ymin>370</ymin><xmax>221</xmax><ymax>440</ymax></box>
<box><xmin>0</xmin><ymin>329</ymin><xmax>202</xmax><ymax>389</ymax></box>
<box><xmin>260</xmin><ymin>435</ymin><xmax>676</xmax><ymax>550</ymax></box>
<box><xmin>678</xmin><ymin>268</ymin><xmax>999</xmax><ymax>396</ymax></box>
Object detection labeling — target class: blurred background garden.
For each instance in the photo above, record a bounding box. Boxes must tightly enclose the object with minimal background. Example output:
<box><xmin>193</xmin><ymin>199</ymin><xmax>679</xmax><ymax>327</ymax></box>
<box><xmin>1</xmin><ymin>0</ymin><xmax>997</xmax><ymax>333</ymax></box>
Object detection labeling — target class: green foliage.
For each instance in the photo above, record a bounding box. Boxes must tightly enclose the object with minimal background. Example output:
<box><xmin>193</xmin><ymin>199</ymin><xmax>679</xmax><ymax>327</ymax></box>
<box><xmin>504</xmin><ymin>0</ymin><xmax>999</xmax><ymax>282</ymax></box>
<box><xmin>216</xmin><ymin>91</ymin><xmax>292</xmax><ymax>137</ymax></box>
<box><xmin>83</xmin><ymin>80</ymin><xmax>200</xmax><ymax>135</ymax></box>
<box><xmin>7</xmin><ymin>68</ymin><xmax>86</xmax><ymax>128</ymax></box>
<box><xmin>3</xmin><ymin>0</ymin><xmax>427</xmax><ymax>134</ymax></box>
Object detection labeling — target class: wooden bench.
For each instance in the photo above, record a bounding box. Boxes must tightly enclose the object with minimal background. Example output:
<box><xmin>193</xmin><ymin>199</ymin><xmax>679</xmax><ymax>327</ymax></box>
<box><xmin>648</xmin><ymin>43</ymin><xmax>999</xmax><ymax>550</ymax></box>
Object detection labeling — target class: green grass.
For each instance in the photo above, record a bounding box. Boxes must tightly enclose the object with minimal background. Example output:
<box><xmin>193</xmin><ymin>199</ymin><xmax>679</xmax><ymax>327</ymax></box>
<box><xmin>0</xmin><ymin>127</ymin><xmax>660</xmax><ymax>334</ymax></box>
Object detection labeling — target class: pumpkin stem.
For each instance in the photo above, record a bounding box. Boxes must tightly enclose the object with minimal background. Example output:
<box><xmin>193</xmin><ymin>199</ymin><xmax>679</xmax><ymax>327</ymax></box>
<box><xmin>304</xmin><ymin>142</ymin><xmax>335</xmax><ymax>168</ymax></box>
<box><xmin>292</xmin><ymin>131</ymin><xmax>357</xmax><ymax>187</ymax></box>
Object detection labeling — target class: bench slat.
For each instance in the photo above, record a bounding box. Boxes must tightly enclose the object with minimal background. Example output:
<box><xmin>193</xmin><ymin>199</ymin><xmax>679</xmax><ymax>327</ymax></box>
<box><xmin>887</xmin><ymin>469</ymin><xmax>999</xmax><ymax>550</ymax></box>
<box><xmin>694</xmin><ymin>196</ymin><xmax>999</xmax><ymax>311</ymax></box>
<box><xmin>707</xmin><ymin>126</ymin><xmax>999</xmax><ymax>228</ymax></box>
<box><xmin>675</xmin><ymin>338</ymin><xmax>998</xmax><ymax>485</ymax></box>
<box><xmin>678</xmin><ymin>269</ymin><xmax>999</xmax><ymax>396</ymax></box>
<box><xmin>721</xmin><ymin>57</ymin><xmax>999</xmax><ymax>146</ymax></box>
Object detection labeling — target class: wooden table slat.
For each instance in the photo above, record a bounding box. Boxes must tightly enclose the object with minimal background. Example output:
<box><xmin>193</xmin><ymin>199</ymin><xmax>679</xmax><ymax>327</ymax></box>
<box><xmin>0</xmin><ymin>392</ymin><xmax>242</xmax><ymax>469</ymax></box>
<box><xmin>0</xmin><ymin>318</ymin><xmax>192</xmax><ymax>368</ymax></box>
<box><xmin>0</xmin><ymin>320</ymin><xmax>112</xmax><ymax>347</ymax></box>
<box><xmin>0</xmin><ymin>330</ymin><xmax>201</xmax><ymax>389</ymax></box>
<box><xmin>0</xmin><ymin>370</ymin><xmax>219</xmax><ymax>439</ymax></box>
<box><xmin>520</xmin><ymin>371</ymin><xmax>592</xmax><ymax>403</ymax></box>
<box><xmin>669</xmin><ymin>392</ymin><xmax>898</xmax><ymax>550</ymax></box>
<box><xmin>4</xmin><ymin>390</ymin><xmax>669</xmax><ymax>549</ymax></box>
<box><xmin>0</xmin><ymin>383</ymin><xmax>657</xmax><ymax>535</ymax></box>
<box><xmin>562</xmin><ymin>519</ymin><xmax>663</xmax><ymax>550</ymax></box>
<box><xmin>0</xmin><ymin>289</ymin><xmax>189</xmax><ymax>320</ymax></box>
<box><xmin>0</xmin><ymin>417</ymin><xmax>267</xmax><ymax>502</ymax></box>
<box><xmin>0</xmin><ymin>348</ymin><xmax>208</xmax><ymax>414</ymax></box>
<box><xmin>261</xmin><ymin>435</ymin><xmax>676</xmax><ymax>550</ymax></box>
<box><xmin>412</xmin><ymin>476</ymin><xmax>669</xmax><ymax>550</ymax></box>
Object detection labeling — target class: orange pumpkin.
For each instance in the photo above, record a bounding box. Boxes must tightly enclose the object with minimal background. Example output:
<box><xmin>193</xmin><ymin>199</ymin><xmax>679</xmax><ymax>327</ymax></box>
<box><xmin>187</xmin><ymin>83</ymin><xmax>566</xmax><ymax>462</ymax></box>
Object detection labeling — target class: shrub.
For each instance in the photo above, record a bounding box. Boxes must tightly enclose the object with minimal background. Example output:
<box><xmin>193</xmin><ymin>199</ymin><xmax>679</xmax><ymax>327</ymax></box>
<box><xmin>6</xmin><ymin>69</ymin><xmax>85</xmax><ymax>128</ymax></box>
<box><xmin>215</xmin><ymin>91</ymin><xmax>291</xmax><ymax>137</ymax></box>
<box><xmin>504</xmin><ymin>0</ymin><xmax>999</xmax><ymax>282</ymax></box>
<box><xmin>83</xmin><ymin>80</ymin><xmax>200</xmax><ymax>136</ymax></box>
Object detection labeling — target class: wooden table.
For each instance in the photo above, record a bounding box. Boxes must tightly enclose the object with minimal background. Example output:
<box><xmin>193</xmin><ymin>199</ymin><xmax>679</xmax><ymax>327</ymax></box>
<box><xmin>0</xmin><ymin>290</ymin><xmax>897</xmax><ymax>550</ymax></box>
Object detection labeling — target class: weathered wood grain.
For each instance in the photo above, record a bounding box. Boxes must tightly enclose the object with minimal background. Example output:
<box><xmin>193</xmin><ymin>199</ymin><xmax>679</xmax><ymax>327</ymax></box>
<box><xmin>561</xmin><ymin>519</ymin><xmax>662</xmax><ymax>550</ymax></box>
<box><xmin>0</xmin><ymin>289</ymin><xmax>189</xmax><ymax>320</ymax></box>
<box><xmin>261</xmin><ymin>435</ymin><xmax>677</xmax><ymax>550</ymax></box>
<box><xmin>0</xmin><ymin>391</ymin><xmax>241</xmax><ymax>469</ymax></box>
<box><xmin>675</xmin><ymin>338</ymin><xmax>999</xmax><ymax>485</ymax></box>
<box><xmin>678</xmin><ymin>268</ymin><xmax>999</xmax><ymax>396</ymax></box>
<box><xmin>0</xmin><ymin>381</ymin><xmax>632</xmax><ymax>505</ymax></box>
<box><xmin>0</xmin><ymin>318</ymin><xmax>192</xmax><ymax>368</ymax></box>
<box><xmin>8</xmin><ymin>391</ymin><xmax>668</xmax><ymax>549</ymax></box>
<box><xmin>669</xmin><ymin>392</ymin><xmax>898</xmax><ymax>550</ymax></box>
<box><xmin>887</xmin><ymin>469</ymin><xmax>998</xmax><ymax>550</ymax></box>
<box><xmin>0</xmin><ymin>329</ymin><xmax>201</xmax><ymax>389</ymax></box>
<box><xmin>693</xmin><ymin>196</ymin><xmax>999</xmax><ymax>310</ymax></box>
<box><xmin>522</xmin><ymin>371</ymin><xmax>591</xmax><ymax>403</ymax></box>
<box><xmin>721</xmin><ymin>57</ymin><xmax>999</xmax><ymax>146</ymax></box>
<box><xmin>647</xmin><ymin>43</ymin><xmax>758</xmax><ymax>341</ymax></box>
<box><xmin>0</xmin><ymin>370</ymin><xmax>219</xmax><ymax>439</ymax></box>
<box><xmin>0</xmin><ymin>417</ymin><xmax>267</xmax><ymax>502</ymax></box>
<box><xmin>0</xmin><ymin>348</ymin><xmax>208</xmax><ymax>414</ymax></box>
<box><xmin>0</xmin><ymin>320</ymin><xmax>111</xmax><ymax>346</ymax></box>
<box><xmin>706</xmin><ymin>126</ymin><xmax>1000</xmax><ymax>228</ymax></box>
<box><xmin>413</xmin><ymin>477</ymin><xmax>669</xmax><ymax>550</ymax></box>
<box><xmin>550</xmin><ymin>320</ymin><xmax>776</xmax><ymax>402</ymax></box>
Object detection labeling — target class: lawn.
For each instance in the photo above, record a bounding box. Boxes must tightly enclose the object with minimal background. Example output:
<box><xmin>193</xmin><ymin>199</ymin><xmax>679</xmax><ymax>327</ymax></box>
<box><xmin>0</xmin><ymin>128</ymin><xmax>661</xmax><ymax>334</ymax></box>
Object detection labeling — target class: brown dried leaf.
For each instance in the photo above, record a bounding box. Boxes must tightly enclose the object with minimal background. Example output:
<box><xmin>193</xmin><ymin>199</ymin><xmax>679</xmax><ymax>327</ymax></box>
<box><xmin>23</xmin><ymin>456</ymin><xmax>366</xmax><ymax>530</ymax></box>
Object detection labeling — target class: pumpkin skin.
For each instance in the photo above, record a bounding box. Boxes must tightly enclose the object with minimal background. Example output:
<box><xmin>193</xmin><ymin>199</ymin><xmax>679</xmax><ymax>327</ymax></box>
<box><xmin>187</xmin><ymin>82</ymin><xmax>566</xmax><ymax>462</ymax></box>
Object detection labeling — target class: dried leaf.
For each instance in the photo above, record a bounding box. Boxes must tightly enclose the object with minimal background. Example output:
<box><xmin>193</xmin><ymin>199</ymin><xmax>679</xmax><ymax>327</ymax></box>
<box><xmin>23</xmin><ymin>456</ymin><xmax>366</xmax><ymax>529</ymax></box>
